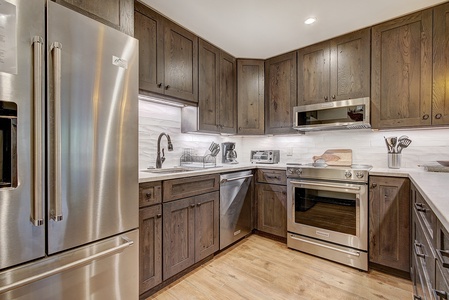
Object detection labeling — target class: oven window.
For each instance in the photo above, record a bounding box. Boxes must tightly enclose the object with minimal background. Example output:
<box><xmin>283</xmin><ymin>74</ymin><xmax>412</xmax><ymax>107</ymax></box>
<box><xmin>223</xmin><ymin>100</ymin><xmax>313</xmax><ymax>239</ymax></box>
<box><xmin>294</xmin><ymin>187</ymin><xmax>356</xmax><ymax>235</ymax></box>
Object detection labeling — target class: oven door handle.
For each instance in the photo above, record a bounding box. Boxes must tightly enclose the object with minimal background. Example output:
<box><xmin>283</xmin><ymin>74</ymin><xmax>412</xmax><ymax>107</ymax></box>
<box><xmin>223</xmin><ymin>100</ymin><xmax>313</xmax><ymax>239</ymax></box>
<box><xmin>289</xmin><ymin>180</ymin><xmax>361</xmax><ymax>191</ymax></box>
<box><xmin>290</xmin><ymin>235</ymin><xmax>361</xmax><ymax>257</ymax></box>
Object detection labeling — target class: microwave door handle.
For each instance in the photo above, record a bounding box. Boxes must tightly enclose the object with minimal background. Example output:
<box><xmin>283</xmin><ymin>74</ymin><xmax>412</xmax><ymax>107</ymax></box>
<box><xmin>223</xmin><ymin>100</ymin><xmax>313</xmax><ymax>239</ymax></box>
<box><xmin>51</xmin><ymin>42</ymin><xmax>63</xmax><ymax>222</ymax></box>
<box><xmin>289</xmin><ymin>180</ymin><xmax>361</xmax><ymax>191</ymax></box>
<box><xmin>31</xmin><ymin>37</ymin><xmax>44</xmax><ymax>226</ymax></box>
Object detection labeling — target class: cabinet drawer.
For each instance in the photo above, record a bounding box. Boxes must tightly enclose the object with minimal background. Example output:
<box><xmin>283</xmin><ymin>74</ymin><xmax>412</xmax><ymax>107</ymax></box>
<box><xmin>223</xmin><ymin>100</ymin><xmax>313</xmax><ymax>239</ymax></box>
<box><xmin>435</xmin><ymin>262</ymin><xmax>449</xmax><ymax>300</ymax></box>
<box><xmin>436</xmin><ymin>222</ymin><xmax>449</xmax><ymax>285</ymax></box>
<box><xmin>414</xmin><ymin>208</ymin><xmax>436</xmax><ymax>289</ymax></box>
<box><xmin>414</xmin><ymin>188</ymin><xmax>437</xmax><ymax>244</ymax></box>
<box><xmin>139</xmin><ymin>181</ymin><xmax>162</xmax><ymax>208</ymax></box>
<box><xmin>256</xmin><ymin>169</ymin><xmax>286</xmax><ymax>185</ymax></box>
<box><xmin>163</xmin><ymin>174</ymin><xmax>219</xmax><ymax>202</ymax></box>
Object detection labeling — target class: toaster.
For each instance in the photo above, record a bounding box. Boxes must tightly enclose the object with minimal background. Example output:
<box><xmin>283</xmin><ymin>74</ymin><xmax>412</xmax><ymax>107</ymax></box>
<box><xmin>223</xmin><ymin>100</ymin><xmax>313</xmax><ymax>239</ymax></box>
<box><xmin>250</xmin><ymin>150</ymin><xmax>280</xmax><ymax>164</ymax></box>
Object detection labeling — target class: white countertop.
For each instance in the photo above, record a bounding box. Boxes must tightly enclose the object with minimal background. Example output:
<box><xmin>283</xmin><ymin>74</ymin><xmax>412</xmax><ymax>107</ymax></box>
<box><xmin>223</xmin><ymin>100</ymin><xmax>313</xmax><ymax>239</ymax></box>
<box><xmin>140</xmin><ymin>164</ymin><xmax>449</xmax><ymax>231</ymax></box>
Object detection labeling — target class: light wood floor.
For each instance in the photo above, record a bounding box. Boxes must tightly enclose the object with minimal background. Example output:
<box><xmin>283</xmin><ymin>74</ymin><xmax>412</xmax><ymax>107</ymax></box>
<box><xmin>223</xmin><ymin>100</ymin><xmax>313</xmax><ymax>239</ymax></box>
<box><xmin>149</xmin><ymin>235</ymin><xmax>413</xmax><ymax>300</ymax></box>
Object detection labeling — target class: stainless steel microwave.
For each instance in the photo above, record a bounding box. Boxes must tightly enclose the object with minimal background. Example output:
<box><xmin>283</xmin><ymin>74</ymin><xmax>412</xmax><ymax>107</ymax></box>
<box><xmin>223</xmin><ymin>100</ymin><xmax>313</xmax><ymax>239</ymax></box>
<box><xmin>293</xmin><ymin>97</ymin><xmax>371</xmax><ymax>132</ymax></box>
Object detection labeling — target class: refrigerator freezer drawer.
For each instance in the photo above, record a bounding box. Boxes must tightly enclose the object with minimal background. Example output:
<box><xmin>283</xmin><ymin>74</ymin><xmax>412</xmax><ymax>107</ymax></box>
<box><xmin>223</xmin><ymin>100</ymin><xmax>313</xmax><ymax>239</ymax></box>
<box><xmin>0</xmin><ymin>229</ymin><xmax>138</xmax><ymax>299</ymax></box>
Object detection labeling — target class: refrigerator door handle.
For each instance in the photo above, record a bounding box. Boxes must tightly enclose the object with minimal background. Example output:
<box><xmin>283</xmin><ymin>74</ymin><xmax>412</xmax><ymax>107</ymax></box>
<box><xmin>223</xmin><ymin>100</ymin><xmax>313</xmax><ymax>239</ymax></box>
<box><xmin>50</xmin><ymin>42</ymin><xmax>63</xmax><ymax>222</ymax></box>
<box><xmin>31</xmin><ymin>36</ymin><xmax>44</xmax><ymax>226</ymax></box>
<box><xmin>0</xmin><ymin>237</ymin><xmax>134</xmax><ymax>294</ymax></box>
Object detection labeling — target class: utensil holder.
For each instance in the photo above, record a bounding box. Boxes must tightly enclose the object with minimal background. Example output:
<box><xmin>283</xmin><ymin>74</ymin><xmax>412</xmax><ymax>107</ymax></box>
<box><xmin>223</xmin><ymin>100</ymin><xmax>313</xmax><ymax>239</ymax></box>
<box><xmin>388</xmin><ymin>153</ymin><xmax>401</xmax><ymax>169</ymax></box>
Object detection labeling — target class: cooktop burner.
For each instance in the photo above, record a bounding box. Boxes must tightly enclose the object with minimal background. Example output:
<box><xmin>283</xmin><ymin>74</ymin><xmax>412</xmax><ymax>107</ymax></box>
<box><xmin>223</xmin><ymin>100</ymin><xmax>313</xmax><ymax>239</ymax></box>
<box><xmin>286</xmin><ymin>163</ymin><xmax>372</xmax><ymax>183</ymax></box>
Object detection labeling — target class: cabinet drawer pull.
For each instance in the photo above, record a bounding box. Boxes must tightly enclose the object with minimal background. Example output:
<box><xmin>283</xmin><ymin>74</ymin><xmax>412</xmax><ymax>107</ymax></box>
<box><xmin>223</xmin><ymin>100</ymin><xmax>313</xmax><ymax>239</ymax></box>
<box><xmin>414</xmin><ymin>203</ymin><xmax>427</xmax><ymax>213</ymax></box>
<box><xmin>413</xmin><ymin>296</ymin><xmax>422</xmax><ymax>300</ymax></box>
<box><xmin>165</xmin><ymin>85</ymin><xmax>170</xmax><ymax>90</ymax></box>
<box><xmin>266</xmin><ymin>175</ymin><xmax>280</xmax><ymax>180</ymax></box>
<box><xmin>414</xmin><ymin>241</ymin><xmax>426</xmax><ymax>258</ymax></box>
<box><xmin>332</xmin><ymin>95</ymin><xmax>336</xmax><ymax>99</ymax></box>
<box><xmin>197</xmin><ymin>203</ymin><xmax>202</xmax><ymax>207</ymax></box>
<box><xmin>437</xmin><ymin>249</ymin><xmax>449</xmax><ymax>269</ymax></box>
<box><xmin>145</xmin><ymin>192</ymin><xmax>152</xmax><ymax>198</ymax></box>
<box><xmin>435</xmin><ymin>113</ymin><xmax>443</xmax><ymax>120</ymax></box>
<box><xmin>324</xmin><ymin>96</ymin><xmax>328</xmax><ymax>101</ymax></box>
<box><xmin>434</xmin><ymin>289</ymin><xmax>448</xmax><ymax>299</ymax></box>
<box><xmin>157</xmin><ymin>83</ymin><xmax>162</xmax><ymax>88</ymax></box>
<box><xmin>370</xmin><ymin>183</ymin><xmax>377</xmax><ymax>189</ymax></box>
<box><xmin>190</xmin><ymin>204</ymin><xmax>195</xmax><ymax>208</ymax></box>
<box><xmin>156</xmin><ymin>214</ymin><xmax>162</xmax><ymax>218</ymax></box>
<box><xmin>422</xmin><ymin>114</ymin><xmax>429</xmax><ymax>120</ymax></box>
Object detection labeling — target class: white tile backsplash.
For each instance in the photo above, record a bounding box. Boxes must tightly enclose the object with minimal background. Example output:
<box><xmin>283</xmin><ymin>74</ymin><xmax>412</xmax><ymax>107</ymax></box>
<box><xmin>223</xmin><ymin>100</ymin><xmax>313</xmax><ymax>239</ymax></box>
<box><xmin>139</xmin><ymin>100</ymin><xmax>449</xmax><ymax>170</ymax></box>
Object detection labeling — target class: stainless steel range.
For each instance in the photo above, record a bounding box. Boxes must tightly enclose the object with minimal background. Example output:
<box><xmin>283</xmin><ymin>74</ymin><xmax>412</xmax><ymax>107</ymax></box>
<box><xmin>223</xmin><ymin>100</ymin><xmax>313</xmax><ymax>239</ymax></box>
<box><xmin>286</xmin><ymin>163</ymin><xmax>372</xmax><ymax>271</ymax></box>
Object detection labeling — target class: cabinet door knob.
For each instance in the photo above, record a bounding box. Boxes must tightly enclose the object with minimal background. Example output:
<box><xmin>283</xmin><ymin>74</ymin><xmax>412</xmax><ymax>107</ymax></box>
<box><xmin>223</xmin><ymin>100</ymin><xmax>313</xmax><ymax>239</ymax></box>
<box><xmin>422</xmin><ymin>114</ymin><xmax>429</xmax><ymax>120</ymax></box>
<box><xmin>332</xmin><ymin>95</ymin><xmax>336</xmax><ymax>99</ymax></box>
<box><xmin>324</xmin><ymin>96</ymin><xmax>328</xmax><ymax>101</ymax></box>
<box><xmin>156</xmin><ymin>214</ymin><xmax>162</xmax><ymax>218</ymax></box>
<box><xmin>145</xmin><ymin>192</ymin><xmax>152</xmax><ymax>198</ymax></box>
<box><xmin>190</xmin><ymin>204</ymin><xmax>195</xmax><ymax>208</ymax></box>
<box><xmin>157</xmin><ymin>83</ymin><xmax>162</xmax><ymax>88</ymax></box>
<box><xmin>435</xmin><ymin>113</ymin><xmax>443</xmax><ymax>119</ymax></box>
<box><xmin>165</xmin><ymin>85</ymin><xmax>170</xmax><ymax>90</ymax></box>
<box><xmin>197</xmin><ymin>203</ymin><xmax>202</xmax><ymax>207</ymax></box>
<box><xmin>370</xmin><ymin>183</ymin><xmax>377</xmax><ymax>189</ymax></box>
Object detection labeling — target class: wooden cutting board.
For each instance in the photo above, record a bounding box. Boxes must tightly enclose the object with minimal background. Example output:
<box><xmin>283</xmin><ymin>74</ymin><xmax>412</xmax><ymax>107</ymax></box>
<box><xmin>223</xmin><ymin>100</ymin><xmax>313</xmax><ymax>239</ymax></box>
<box><xmin>312</xmin><ymin>149</ymin><xmax>352</xmax><ymax>166</ymax></box>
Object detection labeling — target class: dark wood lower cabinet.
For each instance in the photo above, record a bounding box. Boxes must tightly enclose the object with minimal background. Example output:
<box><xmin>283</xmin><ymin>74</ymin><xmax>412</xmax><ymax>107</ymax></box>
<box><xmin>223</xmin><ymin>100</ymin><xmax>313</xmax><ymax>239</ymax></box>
<box><xmin>163</xmin><ymin>191</ymin><xmax>219</xmax><ymax>280</ymax></box>
<box><xmin>256</xmin><ymin>183</ymin><xmax>287</xmax><ymax>238</ymax></box>
<box><xmin>369</xmin><ymin>176</ymin><xmax>410</xmax><ymax>272</ymax></box>
<box><xmin>139</xmin><ymin>204</ymin><xmax>162</xmax><ymax>294</ymax></box>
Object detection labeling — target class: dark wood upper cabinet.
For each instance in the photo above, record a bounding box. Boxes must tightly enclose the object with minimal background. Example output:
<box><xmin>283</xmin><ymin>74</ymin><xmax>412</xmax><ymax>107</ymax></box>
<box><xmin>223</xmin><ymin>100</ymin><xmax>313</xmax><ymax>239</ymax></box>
<box><xmin>369</xmin><ymin>176</ymin><xmax>410</xmax><ymax>272</ymax></box>
<box><xmin>198</xmin><ymin>40</ymin><xmax>236</xmax><ymax>134</ymax></box>
<box><xmin>371</xmin><ymin>10</ymin><xmax>432</xmax><ymax>129</ymax></box>
<box><xmin>219</xmin><ymin>51</ymin><xmax>237</xmax><ymax>134</ymax></box>
<box><xmin>330</xmin><ymin>28</ymin><xmax>370</xmax><ymax>101</ymax></box>
<box><xmin>298</xmin><ymin>41</ymin><xmax>330</xmax><ymax>105</ymax></box>
<box><xmin>237</xmin><ymin>59</ymin><xmax>265</xmax><ymax>135</ymax></box>
<box><xmin>433</xmin><ymin>3</ymin><xmax>449</xmax><ymax>126</ymax></box>
<box><xmin>265</xmin><ymin>51</ymin><xmax>297</xmax><ymax>134</ymax></box>
<box><xmin>298</xmin><ymin>29</ymin><xmax>370</xmax><ymax>106</ymax></box>
<box><xmin>54</xmin><ymin>0</ymin><xmax>134</xmax><ymax>36</ymax></box>
<box><xmin>135</xmin><ymin>3</ymin><xmax>198</xmax><ymax>103</ymax></box>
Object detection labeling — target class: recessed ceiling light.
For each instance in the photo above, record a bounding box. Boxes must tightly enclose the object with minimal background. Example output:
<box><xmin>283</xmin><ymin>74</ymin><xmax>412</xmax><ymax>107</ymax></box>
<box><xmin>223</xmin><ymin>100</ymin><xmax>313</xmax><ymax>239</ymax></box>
<box><xmin>304</xmin><ymin>17</ymin><xmax>316</xmax><ymax>25</ymax></box>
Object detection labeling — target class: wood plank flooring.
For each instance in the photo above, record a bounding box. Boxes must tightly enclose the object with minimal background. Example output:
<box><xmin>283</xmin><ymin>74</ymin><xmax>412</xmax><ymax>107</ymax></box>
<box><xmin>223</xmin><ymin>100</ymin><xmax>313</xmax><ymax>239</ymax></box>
<box><xmin>148</xmin><ymin>235</ymin><xmax>413</xmax><ymax>299</ymax></box>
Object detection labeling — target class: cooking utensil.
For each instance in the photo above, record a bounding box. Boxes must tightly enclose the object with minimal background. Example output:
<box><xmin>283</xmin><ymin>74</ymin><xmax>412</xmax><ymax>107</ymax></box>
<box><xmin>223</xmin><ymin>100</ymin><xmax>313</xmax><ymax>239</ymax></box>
<box><xmin>384</xmin><ymin>136</ymin><xmax>393</xmax><ymax>153</ymax></box>
<box><xmin>396</xmin><ymin>138</ymin><xmax>412</xmax><ymax>153</ymax></box>
<box><xmin>385</xmin><ymin>136</ymin><xmax>397</xmax><ymax>153</ymax></box>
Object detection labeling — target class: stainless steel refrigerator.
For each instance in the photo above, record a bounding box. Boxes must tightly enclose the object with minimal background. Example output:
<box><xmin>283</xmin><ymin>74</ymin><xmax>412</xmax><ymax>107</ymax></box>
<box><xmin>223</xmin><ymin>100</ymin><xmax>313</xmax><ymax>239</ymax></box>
<box><xmin>0</xmin><ymin>0</ymin><xmax>139</xmax><ymax>298</ymax></box>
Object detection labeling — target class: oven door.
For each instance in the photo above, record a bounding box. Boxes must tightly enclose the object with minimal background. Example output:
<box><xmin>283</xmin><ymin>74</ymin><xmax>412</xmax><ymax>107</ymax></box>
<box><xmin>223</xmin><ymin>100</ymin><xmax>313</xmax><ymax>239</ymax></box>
<box><xmin>287</xmin><ymin>179</ymin><xmax>368</xmax><ymax>251</ymax></box>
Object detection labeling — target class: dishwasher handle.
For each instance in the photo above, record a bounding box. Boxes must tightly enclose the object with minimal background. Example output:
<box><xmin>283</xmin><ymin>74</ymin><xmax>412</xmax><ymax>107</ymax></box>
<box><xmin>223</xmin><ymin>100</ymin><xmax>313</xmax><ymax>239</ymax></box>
<box><xmin>220</xmin><ymin>174</ymin><xmax>253</xmax><ymax>184</ymax></box>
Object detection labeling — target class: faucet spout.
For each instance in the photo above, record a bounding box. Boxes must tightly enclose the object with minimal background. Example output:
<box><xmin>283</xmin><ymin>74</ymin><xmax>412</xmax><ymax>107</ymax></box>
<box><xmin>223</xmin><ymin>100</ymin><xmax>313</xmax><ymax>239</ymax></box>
<box><xmin>156</xmin><ymin>132</ymin><xmax>173</xmax><ymax>168</ymax></box>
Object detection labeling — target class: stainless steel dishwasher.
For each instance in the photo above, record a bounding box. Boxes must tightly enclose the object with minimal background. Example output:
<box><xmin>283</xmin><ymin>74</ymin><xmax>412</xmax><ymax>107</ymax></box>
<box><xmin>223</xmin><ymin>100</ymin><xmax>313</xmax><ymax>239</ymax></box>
<box><xmin>219</xmin><ymin>170</ymin><xmax>253</xmax><ymax>249</ymax></box>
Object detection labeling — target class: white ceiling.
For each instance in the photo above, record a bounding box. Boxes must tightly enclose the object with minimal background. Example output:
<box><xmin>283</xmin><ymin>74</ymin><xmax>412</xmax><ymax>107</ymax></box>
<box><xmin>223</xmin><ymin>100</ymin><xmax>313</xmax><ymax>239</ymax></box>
<box><xmin>140</xmin><ymin>0</ymin><xmax>447</xmax><ymax>59</ymax></box>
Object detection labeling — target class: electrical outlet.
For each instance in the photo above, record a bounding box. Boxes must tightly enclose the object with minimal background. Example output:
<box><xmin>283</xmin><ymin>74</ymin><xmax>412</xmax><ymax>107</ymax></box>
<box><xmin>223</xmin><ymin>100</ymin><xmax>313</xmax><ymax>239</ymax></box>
<box><xmin>286</xmin><ymin>147</ymin><xmax>293</xmax><ymax>156</ymax></box>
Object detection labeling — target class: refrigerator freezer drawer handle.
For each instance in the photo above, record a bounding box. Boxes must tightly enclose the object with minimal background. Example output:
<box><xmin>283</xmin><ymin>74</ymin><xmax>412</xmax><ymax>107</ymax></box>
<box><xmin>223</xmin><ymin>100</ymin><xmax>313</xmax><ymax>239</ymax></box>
<box><xmin>51</xmin><ymin>42</ymin><xmax>63</xmax><ymax>222</ymax></box>
<box><xmin>31</xmin><ymin>36</ymin><xmax>44</xmax><ymax>227</ymax></box>
<box><xmin>0</xmin><ymin>237</ymin><xmax>134</xmax><ymax>295</ymax></box>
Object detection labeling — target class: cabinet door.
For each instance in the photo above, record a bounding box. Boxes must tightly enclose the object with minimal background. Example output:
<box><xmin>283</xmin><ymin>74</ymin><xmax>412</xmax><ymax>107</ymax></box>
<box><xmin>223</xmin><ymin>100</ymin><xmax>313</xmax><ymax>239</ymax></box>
<box><xmin>198</xmin><ymin>39</ymin><xmax>220</xmax><ymax>132</ymax></box>
<box><xmin>163</xmin><ymin>197</ymin><xmax>195</xmax><ymax>280</ymax></box>
<box><xmin>134</xmin><ymin>3</ymin><xmax>164</xmax><ymax>94</ymax></box>
<box><xmin>369</xmin><ymin>176</ymin><xmax>410</xmax><ymax>272</ymax></box>
<box><xmin>219</xmin><ymin>51</ymin><xmax>237</xmax><ymax>134</ymax></box>
<box><xmin>433</xmin><ymin>3</ymin><xmax>449</xmax><ymax>126</ymax></box>
<box><xmin>265</xmin><ymin>52</ymin><xmax>297</xmax><ymax>134</ymax></box>
<box><xmin>194</xmin><ymin>192</ymin><xmax>219</xmax><ymax>261</ymax></box>
<box><xmin>330</xmin><ymin>28</ymin><xmax>370</xmax><ymax>101</ymax></box>
<box><xmin>237</xmin><ymin>59</ymin><xmax>265</xmax><ymax>135</ymax></box>
<box><xmin>371</xmin><ymin>10</ymin><xmax>432</xmax><ymax>129</ymax></box>
<box><xmin>256</xmin><ymin>183</ymin><xmax>287</xmax><ymax>238</ymax></box>
<box><xmin>298</xmin><ymin>41</ymin><xmax>330</xmax><ymax>105</ymax></box>
<box><xmin>139</xmin><ymin>205</ymin><xmax>162</xmax><ymax>294</ymax></box>
<box><xmin>55</xmin><ymin>0</ymin><xmax>134</xmax><ymax>35</ymax></box>
<box><xmin>163</xmin><ymin>21</ymin><xmax>198</xmax><ymax>103</ymax></box>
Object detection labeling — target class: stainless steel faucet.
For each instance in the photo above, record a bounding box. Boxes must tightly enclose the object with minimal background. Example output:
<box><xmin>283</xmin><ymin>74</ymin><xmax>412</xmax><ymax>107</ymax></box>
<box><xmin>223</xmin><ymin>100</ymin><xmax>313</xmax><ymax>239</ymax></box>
<box><xmin>156</xmin><ymin>132</ymin><xmax>173</xmax><ymax>168</ymax></box>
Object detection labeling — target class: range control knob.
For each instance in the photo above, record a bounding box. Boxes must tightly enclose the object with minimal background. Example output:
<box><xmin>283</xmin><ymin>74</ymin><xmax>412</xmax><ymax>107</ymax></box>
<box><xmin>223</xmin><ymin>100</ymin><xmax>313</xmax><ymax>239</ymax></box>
<box><xmin>296</xmin><ymin>168</ymin><xmax>303</xmax><ymax>176</ymax></box>
<box><xmin>356</xmin><ymin>172</ymin><xmax>365</xmax><ymax>179</ymax></box>
<box><xmin>344</xmin><ymin>171</ymin><xmax>352</xmax><ymax>178</ymax></box>
<box><xmin>287</xmin><ymin>168</ymin><xmax>294</xmax><ymax>175</ymax></box>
